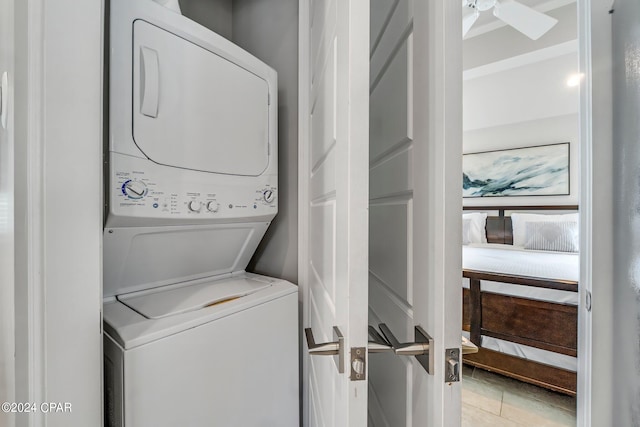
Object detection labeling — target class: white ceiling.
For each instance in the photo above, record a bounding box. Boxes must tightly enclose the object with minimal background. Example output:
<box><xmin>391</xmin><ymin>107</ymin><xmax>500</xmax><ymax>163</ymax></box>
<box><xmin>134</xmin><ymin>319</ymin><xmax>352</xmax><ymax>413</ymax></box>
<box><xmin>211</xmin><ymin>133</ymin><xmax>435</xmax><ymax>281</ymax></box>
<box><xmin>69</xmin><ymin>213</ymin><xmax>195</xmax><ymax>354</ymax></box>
<box><xmin>463</xmin><ymin>48</ymin><xmax>579</xmax><ymax>131</ymax></box>
<box><xmin>463</xmin><ymin>0</ymin><xmax>576</xmax><ymax>39</ymax></box>
<box><xmin>462</xmin><ymin>0</ymin><xmax>579</xmax><ymax>132</ymax></box>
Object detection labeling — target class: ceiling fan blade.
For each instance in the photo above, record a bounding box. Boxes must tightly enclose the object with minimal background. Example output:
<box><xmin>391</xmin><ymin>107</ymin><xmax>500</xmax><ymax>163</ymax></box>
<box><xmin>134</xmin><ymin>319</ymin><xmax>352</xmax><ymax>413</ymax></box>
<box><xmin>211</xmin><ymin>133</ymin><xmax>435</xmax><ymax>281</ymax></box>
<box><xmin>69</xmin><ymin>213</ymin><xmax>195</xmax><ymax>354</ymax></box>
<box><xmin>493</xmin><ymin>0</ymin><xmax>558</xmax><ymax>40</ymax></box>
<box><xmin>462</xmin><ymin>10</ymin><xmax>480</xmax><ymax>37</ymax></box>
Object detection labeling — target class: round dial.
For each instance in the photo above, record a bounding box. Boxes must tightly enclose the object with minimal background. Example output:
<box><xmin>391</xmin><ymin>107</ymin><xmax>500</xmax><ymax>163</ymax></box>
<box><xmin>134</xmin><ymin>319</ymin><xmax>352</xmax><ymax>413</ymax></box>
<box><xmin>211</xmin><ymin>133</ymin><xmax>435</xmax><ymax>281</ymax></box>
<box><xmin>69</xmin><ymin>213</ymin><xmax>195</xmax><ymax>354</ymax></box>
<box><xmin>263</xmin><ymin>189</ymin><xmax>275</xmax><ymax>203</ymax></box>
<box><xmin>122</xmin><ymin>180</ymin><xmax>147</xmax><ymax>199</ymax></box>
<box><xmin>188</xmin><ymin>200</ymin><xmax>202</xmax><ymax>212</ymax></box>
<box><xmin>206</xmin><ymin>201</ymin><xmax>219</xmax><ymax>213</ymax></box>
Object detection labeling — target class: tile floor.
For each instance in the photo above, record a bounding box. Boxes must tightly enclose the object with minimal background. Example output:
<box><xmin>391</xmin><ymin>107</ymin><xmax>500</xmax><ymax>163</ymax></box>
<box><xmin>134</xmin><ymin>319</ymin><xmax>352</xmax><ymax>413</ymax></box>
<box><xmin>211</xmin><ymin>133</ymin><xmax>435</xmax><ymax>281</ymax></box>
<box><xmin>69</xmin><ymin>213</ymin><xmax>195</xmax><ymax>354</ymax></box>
<box><xmin>462</xmin><ymin>365</ymin><xmax>576</xmax><ymax>427</ymax></box>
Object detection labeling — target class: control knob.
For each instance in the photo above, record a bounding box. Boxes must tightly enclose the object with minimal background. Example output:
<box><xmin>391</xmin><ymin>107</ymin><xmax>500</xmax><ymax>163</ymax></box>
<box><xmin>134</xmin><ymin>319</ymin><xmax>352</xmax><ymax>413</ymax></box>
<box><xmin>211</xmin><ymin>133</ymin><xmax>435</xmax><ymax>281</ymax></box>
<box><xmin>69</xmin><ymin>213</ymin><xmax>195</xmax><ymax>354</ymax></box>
<box><xmin>206</xmin><ymin>201</ymin><xmax>219</xmax><ymax>213</ymax></box>
<box><xmin>188</xmin><ymin>200</ymin><xmax>202</xmax><ymax>212</ymax></box>
<box><xmin>263</xmin><ymin>189</ymin><xmax>275</xmax><ymax>203</ymax></box>
<box><xmin>123</xmin><ymin>180</ymin><xmax>147</xmax><ymax>199</ymax></box>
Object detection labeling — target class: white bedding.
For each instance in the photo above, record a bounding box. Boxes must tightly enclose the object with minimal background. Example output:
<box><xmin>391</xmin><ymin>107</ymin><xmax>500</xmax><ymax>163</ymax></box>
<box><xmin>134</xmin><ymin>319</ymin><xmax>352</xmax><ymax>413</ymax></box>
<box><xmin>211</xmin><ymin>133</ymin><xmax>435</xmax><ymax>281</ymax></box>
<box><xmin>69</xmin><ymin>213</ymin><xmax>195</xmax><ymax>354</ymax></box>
<box><xmin>462</xmin><ymin>243</ymin><xmax>579</xmax><ymax>305</ymax></box>
<box><xmin>462</xmin><ymin>243</ymin><xmax>579</xmax><ymax>371</ymax></box>
<box><xmin>463</xmin><ymin>243</ymin><xmax>579</xmax><ymax>282</ymax></box>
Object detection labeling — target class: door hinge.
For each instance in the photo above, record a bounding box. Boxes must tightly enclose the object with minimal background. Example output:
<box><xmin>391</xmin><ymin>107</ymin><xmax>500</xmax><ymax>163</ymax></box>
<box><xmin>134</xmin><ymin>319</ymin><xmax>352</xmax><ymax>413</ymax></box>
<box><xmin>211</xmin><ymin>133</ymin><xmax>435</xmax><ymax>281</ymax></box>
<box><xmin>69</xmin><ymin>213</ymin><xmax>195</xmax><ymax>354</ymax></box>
<box><xmin>445</xmin><ymin>348</ymin><xmax>460</xmax><ymax>382</ymax></box>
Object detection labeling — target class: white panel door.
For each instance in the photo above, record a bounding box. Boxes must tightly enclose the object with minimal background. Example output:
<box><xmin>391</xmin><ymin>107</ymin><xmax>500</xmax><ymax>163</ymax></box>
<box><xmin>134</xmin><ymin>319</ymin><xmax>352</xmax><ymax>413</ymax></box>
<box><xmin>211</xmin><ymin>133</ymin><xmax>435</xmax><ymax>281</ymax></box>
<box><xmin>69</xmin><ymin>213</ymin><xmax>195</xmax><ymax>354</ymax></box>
<box><xmin>300</xmin><ymin>0</ymin><xmax>461</xmax><ymax>425</ymax></box>
<box><xmin>368</xmin><ymin>0</ymin><xmax>463</xmax><ymax>426</ymax></box>
<box><xmin>299</xmin><ymin>0</ymin><xmax>370</xmax><ymax>426</ymax></box>
<box><xmin>368</xmin><ymin>3</ymin><xmax>417</xmax><ymax>425</ymax></box>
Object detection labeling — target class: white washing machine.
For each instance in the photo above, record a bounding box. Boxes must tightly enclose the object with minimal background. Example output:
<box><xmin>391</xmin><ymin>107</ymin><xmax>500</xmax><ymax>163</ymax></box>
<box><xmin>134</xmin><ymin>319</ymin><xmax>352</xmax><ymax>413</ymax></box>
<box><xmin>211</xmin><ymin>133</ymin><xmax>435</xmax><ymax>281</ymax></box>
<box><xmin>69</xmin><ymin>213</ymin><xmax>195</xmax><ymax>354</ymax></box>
<box><xmin>102</xmin><ymin>1</ymin><xmax>298</xmax><ymax>425</ymax></box>
<box><xmin>103</xmin><ymin>273</ymin><xmax>298</xmax><ymax>427</ymax></box>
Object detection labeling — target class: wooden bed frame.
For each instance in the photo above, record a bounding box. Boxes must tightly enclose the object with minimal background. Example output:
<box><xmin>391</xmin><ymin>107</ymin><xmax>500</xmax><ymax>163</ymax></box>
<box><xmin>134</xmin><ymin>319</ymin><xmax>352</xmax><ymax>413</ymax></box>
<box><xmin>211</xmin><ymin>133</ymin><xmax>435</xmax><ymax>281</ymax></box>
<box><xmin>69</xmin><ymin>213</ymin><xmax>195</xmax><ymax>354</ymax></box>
<box><xmin>462</xmin><ymin>205</ymin><xmax>579</xmax><ymax>396</ymax></box>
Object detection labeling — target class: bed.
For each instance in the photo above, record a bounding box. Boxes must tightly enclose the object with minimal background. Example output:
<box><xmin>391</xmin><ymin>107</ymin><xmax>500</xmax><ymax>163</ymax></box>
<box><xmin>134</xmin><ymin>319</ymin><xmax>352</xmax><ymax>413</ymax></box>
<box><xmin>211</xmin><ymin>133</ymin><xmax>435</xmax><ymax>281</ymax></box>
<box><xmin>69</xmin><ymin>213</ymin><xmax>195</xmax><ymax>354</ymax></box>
<box><xmin>461</xmin><ymin>205</ymin><xmax>579</xmax><ymax>396</ymax></box>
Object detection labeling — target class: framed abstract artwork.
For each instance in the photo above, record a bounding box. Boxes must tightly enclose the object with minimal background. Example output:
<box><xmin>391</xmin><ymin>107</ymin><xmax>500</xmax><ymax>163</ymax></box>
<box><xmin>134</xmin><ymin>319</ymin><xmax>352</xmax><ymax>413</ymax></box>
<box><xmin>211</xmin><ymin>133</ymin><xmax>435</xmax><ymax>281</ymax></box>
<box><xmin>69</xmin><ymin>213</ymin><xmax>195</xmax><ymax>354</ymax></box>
<box><xmin>463</xmin><ymin>142</ymin><xmax>570</xmax><ymax>198</ymax></box>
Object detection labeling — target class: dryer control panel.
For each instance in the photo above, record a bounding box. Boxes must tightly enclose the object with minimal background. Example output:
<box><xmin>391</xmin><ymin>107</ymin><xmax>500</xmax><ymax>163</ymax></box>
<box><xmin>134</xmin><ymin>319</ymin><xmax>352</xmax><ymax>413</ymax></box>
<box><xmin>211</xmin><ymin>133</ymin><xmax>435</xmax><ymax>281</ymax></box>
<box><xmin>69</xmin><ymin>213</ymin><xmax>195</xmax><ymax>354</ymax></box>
<box><xmin>106</xmin><ymin>153</ymin><xmax>277</xmax><ymax>227</ymax></box>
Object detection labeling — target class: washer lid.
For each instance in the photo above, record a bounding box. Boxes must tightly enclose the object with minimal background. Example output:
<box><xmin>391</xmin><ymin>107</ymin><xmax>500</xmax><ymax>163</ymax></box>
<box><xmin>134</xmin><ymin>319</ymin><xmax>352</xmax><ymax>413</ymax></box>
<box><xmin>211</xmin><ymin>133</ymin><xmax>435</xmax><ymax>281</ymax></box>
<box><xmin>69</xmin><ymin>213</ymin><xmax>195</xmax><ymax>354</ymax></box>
<box><xmin>118</xmin><ymin>276</ymin><xmax>273</xmax><ymax>319</ymax></box>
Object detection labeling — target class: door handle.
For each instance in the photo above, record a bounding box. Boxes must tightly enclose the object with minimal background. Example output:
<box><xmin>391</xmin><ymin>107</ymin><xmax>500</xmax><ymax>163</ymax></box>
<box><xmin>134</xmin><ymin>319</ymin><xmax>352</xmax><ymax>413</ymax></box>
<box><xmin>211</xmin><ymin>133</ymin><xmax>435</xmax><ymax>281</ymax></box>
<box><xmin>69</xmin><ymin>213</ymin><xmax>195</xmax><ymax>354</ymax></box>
<box><xmin>461</xmin><ymin>335</ymin><xmax>479</xmax><ymax>355</ymax></box>
<box><xmin>379</xmin><ymin>323</ymin><xmax>430</xmax><ymax>355</ymax></box>
<box><xmin>140</xmin><ymin>46</ymin><xmax>160</xmax><ymax>118</ymax></box>
<box><xmin>304</xmin><ymin>326</ymin><xmax>345</xmax><ymax>373</ymax></box>
<box><xmin>368</xmin><ymin>325</ymin><xmax>393</xmax><ymax>353</ymax></box>
<box><xmin>378</xmin><ymin>323</ymin><xmax>434</xmax><ymax>374</ymax></box>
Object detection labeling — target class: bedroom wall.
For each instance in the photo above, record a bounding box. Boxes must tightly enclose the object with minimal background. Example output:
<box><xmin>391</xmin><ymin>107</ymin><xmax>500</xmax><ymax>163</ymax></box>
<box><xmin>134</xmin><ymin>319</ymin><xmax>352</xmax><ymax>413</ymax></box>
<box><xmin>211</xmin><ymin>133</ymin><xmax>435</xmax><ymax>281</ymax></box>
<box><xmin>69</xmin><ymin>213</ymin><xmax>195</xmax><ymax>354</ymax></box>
<box><xmin>463</xmin><ymin>2</ymin><xmax>579</xmax><ymax>207</ymax></box>
<box><xmin>463</xmin><ymin>114</ymin><xmax>579</xmax><ymax>207</ymax></box>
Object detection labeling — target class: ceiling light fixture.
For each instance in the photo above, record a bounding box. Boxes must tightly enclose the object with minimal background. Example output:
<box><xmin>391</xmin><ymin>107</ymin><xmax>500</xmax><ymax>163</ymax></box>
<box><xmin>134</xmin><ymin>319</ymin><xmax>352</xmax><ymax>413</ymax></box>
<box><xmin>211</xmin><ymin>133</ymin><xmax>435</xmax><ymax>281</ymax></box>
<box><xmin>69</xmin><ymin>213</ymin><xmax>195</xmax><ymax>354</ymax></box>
<box><xmin>463</xmin><ymin>0</ymin><xmax>558</xmax><ymax>40</ymax></box>
<box><xmin>566</xmin><ymin>73</ymin><xmax>584</xmax><ymax>87</ymax></box>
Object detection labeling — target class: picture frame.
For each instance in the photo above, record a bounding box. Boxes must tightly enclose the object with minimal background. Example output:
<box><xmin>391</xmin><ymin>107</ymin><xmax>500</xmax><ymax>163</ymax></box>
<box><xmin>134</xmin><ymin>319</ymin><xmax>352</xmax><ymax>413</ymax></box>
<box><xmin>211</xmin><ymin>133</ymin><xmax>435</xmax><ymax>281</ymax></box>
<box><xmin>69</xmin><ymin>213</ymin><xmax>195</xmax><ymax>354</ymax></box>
<box><xmin>463</xmin><ymin>142</ymin><xmax>570</xmax><ymax>198</ymax></box>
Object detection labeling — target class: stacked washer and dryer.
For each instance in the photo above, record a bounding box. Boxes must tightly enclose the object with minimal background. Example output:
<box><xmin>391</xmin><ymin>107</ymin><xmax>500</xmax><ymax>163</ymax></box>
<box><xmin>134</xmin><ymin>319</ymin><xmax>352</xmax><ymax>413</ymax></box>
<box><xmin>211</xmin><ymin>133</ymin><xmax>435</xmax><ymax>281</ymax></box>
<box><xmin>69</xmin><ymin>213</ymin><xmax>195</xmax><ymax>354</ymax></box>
<box><xmin>102</xmin><ymin>1</ymin><xmax>298</xmax><ymax>425</ymax></box>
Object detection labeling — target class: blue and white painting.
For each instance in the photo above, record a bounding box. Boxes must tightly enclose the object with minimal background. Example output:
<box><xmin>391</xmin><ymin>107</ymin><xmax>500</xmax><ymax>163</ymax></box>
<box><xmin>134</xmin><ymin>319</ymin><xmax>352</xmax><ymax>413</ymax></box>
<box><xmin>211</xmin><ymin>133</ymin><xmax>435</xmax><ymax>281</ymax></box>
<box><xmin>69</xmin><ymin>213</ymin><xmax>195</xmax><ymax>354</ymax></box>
<box><xmin>463</xmin><ymin>143</ymin><xmax>569</xmax><ymax>198</ymax></box>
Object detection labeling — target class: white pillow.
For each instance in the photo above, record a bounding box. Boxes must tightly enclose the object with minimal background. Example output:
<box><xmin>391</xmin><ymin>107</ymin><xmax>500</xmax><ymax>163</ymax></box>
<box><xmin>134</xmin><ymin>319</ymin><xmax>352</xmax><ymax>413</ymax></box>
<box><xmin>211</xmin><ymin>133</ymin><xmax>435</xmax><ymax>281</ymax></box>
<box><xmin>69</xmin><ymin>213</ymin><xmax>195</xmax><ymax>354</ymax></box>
<box><xmin>524</xmin><ymin>221</ymin><xmax>579</xmax><ymax>252</ymax></box>
<box><xmin>462</xmin><ymin>212</ymin><xmax>487</xmax><ymax>244</ymax></box>
<box><xmin>462</xmin><ymin>218</ymin><xmax>472</xmax><ymax>245</ymax></box>
<box><xmin>511</xmin><ymin>212</ymin><xmax>579</xmax><ymax>247</ymax></box>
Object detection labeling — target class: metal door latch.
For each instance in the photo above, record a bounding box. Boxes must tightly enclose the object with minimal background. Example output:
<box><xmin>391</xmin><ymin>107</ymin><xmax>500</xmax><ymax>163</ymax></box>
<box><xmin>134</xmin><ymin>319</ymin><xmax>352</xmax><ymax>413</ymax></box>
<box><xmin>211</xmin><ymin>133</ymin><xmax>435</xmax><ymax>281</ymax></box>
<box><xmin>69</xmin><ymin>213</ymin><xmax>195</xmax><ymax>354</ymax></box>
<box><xmin>350</xmin><ymin>347</ymin><xmax>366</xmax><ymax>381</ymax></box>
<box><xmin>445</xmin><ymin>348</ymin><xmax>460</xmax><ymax>382</ymax></box>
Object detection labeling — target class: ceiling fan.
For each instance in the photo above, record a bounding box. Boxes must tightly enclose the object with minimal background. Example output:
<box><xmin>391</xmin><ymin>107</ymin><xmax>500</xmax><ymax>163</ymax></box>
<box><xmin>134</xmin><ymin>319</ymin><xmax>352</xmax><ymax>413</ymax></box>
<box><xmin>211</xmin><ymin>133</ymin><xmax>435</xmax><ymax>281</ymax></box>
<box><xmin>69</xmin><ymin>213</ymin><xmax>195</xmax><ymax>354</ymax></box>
<box><xmin>463</xmin><ymin>0</ymin><xmax>558</xmax><ymax>40</ymax></box>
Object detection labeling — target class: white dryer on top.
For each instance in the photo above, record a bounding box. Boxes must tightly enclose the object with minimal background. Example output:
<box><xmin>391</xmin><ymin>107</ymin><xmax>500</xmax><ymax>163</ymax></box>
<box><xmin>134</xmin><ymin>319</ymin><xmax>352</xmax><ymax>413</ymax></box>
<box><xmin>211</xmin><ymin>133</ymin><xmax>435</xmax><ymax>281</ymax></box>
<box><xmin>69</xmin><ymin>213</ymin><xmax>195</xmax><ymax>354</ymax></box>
<box><xmin>104</xmin><ymin>0</ymin><xmax>278</xmax><ymax>297</ymax></box>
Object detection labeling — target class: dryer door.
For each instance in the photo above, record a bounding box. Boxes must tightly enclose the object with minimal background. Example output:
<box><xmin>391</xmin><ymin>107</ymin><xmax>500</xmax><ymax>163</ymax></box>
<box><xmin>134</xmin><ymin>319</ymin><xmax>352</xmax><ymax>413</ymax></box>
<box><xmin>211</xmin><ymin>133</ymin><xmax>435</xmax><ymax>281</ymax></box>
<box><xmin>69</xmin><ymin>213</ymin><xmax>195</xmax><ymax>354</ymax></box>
<box><xmin>132</xmin><ymin>20</ymin><xmax>270</xmax><ymax>176</ymax></box>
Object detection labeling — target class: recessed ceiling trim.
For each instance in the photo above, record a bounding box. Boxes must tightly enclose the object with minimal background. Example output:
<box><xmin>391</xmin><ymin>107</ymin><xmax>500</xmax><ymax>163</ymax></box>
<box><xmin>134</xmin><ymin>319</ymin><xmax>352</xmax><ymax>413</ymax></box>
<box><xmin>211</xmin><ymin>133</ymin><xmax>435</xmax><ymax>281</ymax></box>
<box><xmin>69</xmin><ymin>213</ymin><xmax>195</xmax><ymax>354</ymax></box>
<box><xmin>464</xmin><ymin>39</ymin><xmax>578</xmax><ymax>80</ymax></box>
<box><xmin>464</xmin><ymin>0</ymin><xmax>576</xmax><ymax>39</ymax></box>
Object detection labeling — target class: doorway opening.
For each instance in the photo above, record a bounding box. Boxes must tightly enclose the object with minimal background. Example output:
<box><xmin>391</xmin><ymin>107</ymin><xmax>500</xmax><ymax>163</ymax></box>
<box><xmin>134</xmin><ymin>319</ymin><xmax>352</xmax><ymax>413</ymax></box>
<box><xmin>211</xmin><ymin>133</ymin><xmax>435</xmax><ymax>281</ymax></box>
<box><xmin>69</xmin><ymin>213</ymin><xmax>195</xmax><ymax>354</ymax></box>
<box><xmin>460</xmin><ymin>1</ymin><xmax>580</xmax><ymax>425</ymax></box>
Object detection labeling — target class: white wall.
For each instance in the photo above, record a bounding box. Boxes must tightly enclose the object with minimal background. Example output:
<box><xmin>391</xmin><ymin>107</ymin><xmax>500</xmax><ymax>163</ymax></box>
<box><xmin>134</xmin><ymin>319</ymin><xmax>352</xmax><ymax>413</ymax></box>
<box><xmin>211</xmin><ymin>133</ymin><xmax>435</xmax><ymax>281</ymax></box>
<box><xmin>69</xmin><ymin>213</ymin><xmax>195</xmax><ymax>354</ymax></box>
<box><xmin>463</xmin><ymin>2</ymin><xmax>579</xmax><ymax>207</ymax></box>
<box><xmin>43</xmin><ymin>2</ymin><xmax>103</xmax><ymax>425</ymax></box>
<box><xmin>12</xmin><ymin>1</ymin><xmax>36</xmax><ymax>423</ymax></box>
<box><xmin>464</xmin><ymin>114</ymin><xmax>579</xmax><ymax>206</ymax></box>
<box><xmin>579</xmin><ymin>0</ymin><xmax>614</xmax><ymax>424</ymax></box>
<box><xmin>180</xmin><ymin>0</ymin><xmax>233</xmax><ymax>40</ymax></box>
<box><xmin>464</xmin><ymin>51</ymin><xmax>579</xmax><ymax>131</ymax></box>
<box><xmin>178</xmin><ymin>0</ymin><xmax>299</xmax><ymax>284</ymax></box>
<box><xmin>0</xmin><ymin>0</ymin><xmax>15</xmax><ymax>426</ymax></box>
<box><xmin>13</xmin><ymin>0</ymin><xmax>103</xmax><ymax>426</ymax></box>
<box><xmin>233</xmin><ymin>0</ymin><xmax>299</xmax><ymax>284</ymax></box>
<box><xmin>612</xmin><ymin>0</ymin><xmax>640</xmax><ymax>424</ymax></box>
